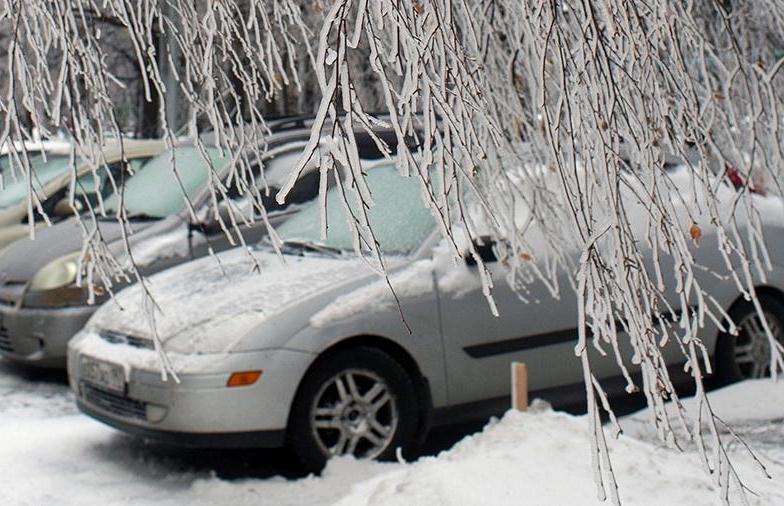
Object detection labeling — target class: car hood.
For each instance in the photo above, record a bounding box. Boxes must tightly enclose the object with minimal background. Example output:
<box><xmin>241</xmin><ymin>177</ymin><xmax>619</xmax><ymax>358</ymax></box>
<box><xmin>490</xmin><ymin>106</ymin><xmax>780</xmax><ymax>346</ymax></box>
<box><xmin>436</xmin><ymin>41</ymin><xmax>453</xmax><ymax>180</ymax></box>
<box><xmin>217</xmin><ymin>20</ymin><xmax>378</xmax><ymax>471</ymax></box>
<box><xmin>87</xmin><ymin>248</ymin><xmax>375</xmax><ymax>354</ymax></box>
<box><xmin>0</xmin><ymin>217</ymin><xmax>158</xmax><ymax>284</ymax></box>
<box><xmin>0</xmin><ymin>205</ymin><xmax>25</xmax><ymax>228</ymax></box>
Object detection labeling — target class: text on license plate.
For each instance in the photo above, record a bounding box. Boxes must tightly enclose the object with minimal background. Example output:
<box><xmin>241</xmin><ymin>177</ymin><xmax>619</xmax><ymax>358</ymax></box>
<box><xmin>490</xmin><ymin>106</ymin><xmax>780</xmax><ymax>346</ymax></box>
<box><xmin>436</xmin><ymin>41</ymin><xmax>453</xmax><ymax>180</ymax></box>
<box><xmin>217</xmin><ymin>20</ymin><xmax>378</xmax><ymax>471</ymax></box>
<box><xmin>81</xmin><ymin>357</ymin><xmax>125</xmax><ymax>393</ymax></box>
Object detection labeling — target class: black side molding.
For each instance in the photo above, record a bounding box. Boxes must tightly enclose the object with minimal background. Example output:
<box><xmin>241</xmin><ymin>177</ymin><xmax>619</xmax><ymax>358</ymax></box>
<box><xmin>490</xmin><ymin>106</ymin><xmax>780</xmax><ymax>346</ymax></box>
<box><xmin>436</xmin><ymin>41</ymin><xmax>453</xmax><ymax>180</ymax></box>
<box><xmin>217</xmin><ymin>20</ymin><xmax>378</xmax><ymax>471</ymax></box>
<box><xmin>463</xmin><ymin>306</ymin><xmax>693</xmax><ymax>359</ymax></box>
<box><xmin>463</xmin><ymin>328</ymin><xmax>577</xmax><ymax>358</ymax></box>
<box><xmin>431</xmin><ymin>362</ymin><xmax>694</xmax><ymax>426</ymax></box>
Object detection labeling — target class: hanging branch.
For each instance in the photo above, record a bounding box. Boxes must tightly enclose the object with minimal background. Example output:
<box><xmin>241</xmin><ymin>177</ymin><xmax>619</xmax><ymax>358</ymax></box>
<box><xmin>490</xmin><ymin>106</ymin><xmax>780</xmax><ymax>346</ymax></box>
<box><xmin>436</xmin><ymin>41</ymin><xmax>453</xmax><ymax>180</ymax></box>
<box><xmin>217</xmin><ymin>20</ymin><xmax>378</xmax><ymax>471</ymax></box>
<box><xmin>1</xmin><ymin>0</ymin><xmax>783</xmax><ymax>503</ymax></box>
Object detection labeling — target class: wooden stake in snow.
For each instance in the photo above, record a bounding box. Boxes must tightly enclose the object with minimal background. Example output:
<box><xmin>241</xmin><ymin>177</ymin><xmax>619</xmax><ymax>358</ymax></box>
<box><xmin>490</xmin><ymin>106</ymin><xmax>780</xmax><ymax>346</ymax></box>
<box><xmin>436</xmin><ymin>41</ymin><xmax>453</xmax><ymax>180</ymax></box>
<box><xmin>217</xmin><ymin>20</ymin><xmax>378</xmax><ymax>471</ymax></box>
<box><xmin>511</xmin><ymin>362</ymin><xmax>528</xmax><ymax>411</ymax></box>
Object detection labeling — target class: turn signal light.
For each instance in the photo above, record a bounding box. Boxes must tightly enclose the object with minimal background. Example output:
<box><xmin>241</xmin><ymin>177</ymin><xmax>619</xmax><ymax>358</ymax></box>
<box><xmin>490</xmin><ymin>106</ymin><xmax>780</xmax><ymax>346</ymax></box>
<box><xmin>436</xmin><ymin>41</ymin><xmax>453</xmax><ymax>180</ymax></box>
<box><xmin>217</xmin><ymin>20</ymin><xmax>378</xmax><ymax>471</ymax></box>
<box><xmin>226</xmin><ymin>370</ymin><xmax>262</xmax><ymax>387</ymax></box>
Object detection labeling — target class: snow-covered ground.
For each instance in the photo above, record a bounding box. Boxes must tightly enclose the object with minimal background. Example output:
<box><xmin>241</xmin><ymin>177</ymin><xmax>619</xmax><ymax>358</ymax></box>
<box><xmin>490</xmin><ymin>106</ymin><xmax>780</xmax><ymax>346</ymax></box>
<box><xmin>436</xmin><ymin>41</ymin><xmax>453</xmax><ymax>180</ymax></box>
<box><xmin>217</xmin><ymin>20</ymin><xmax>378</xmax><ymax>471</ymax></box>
<box><xmin>337</xmin><ymin>385</ymin><xmax>784</xmax><ymax>506</ymax></box>
<box><xmin>1</xmin><ymin>359</ymin><xmax>782</xmax><ymax>505</ymax></box>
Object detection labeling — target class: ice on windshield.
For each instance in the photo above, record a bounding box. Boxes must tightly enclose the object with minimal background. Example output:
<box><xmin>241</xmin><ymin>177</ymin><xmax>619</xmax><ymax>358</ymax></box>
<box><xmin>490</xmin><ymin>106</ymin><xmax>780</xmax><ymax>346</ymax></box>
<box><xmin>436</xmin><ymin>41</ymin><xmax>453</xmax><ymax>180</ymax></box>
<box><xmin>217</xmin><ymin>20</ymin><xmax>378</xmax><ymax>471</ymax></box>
<box><xmin>0</xmin><ymin>153</ymin><xmax>71</xmax><ymax>209</ymax></box>
<box><xmin>276</xmin><ymin>165</ymin><xmax>436</xmax><ymax>255</ymax></box>
<box><xmin>103</xmin><ymin>146</ymin><xmax>225</xmax><ymax>218</ymax></box>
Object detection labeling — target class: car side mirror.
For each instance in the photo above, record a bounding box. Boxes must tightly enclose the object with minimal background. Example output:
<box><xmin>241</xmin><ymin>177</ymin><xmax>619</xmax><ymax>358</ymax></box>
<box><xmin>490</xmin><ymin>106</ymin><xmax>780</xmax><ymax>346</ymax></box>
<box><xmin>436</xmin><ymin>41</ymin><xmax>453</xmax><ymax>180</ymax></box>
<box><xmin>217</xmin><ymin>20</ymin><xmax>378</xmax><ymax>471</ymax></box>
<box><xmin>464</xmin><ymin>236</ymin><xmax>498</xmax><ymax>266</ymax></box>
<box><xmin>191</xmin><ymin>201</ymin><xmax>233</xmax><ymax>235</ymax></box>
<box><xmin>53</xmin><ymin>197</ymin><xmax>82</xmax><ymax>219</ymax></box>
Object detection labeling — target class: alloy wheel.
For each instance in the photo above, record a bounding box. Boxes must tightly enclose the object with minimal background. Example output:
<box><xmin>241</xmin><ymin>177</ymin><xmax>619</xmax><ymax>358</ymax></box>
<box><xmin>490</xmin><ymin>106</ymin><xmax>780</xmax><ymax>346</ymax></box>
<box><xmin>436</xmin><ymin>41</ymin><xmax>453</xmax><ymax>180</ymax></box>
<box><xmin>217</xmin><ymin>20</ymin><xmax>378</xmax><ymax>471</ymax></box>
<box><xmin>309</xmin><ymin>368</ymin><xmax>398</xmax><ymax>459</ymax></box>
<box><xmin>734</xmin><ymin>310</ymin><xmax>783</xmax><ymax>379</ymax></box>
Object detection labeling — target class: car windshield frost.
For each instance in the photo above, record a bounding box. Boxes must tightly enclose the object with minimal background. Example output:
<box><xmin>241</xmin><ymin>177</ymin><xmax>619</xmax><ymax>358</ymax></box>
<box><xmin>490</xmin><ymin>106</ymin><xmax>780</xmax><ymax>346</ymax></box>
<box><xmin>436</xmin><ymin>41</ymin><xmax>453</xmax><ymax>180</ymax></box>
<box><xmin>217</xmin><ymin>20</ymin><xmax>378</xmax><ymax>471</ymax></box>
<box><xmin>0</xmin><ymin>153</ymin><xmax>71</xmax><ymax>209</ymax></box>
<box><xmin>103</xmin><ymin>146</ymin><xmax>225</xmax><ymax>219</ymax></box>
<box><xmin>275</xmin><ymin>164</ymin><xmax>436</xmax><ymax>255</ymax></box>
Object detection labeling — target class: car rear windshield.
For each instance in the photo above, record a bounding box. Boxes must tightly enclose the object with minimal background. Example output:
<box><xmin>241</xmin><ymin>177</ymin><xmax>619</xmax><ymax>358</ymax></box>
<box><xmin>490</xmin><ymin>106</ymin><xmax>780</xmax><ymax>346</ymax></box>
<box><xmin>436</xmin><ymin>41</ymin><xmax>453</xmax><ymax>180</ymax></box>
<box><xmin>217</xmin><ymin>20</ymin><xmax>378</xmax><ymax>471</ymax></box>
<box><xmin>0</xmin><ymin>153</ymin><xmax>71</xmax><ymax>209</ymax></box>
<box><xmin>275</xmin><ymin>164</ymin><xmax>436</xmax><ymax>256</ymax></box>
<box><xmin>103</xmin><ymin>146</ymin><xmax>225</xmax><ymax>219</ymax></box>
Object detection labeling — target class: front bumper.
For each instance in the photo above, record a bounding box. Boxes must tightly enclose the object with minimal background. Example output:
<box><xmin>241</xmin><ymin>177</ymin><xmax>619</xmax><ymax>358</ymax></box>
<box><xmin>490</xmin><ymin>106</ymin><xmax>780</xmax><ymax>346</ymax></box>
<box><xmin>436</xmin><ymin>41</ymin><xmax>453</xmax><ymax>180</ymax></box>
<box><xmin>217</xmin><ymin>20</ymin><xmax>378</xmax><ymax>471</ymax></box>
<box><xmin>69</xmin><ymin>334</ymin><xmax>315</xmax><ymax>446</ymax></box>
<box><xmin>0</xmin><ymin>303</ymin><xmax>96</xmax><ymax>367</ymax></box>
<box><xmin>77</xmin><ymin>399</ymin><xmax>285</xmax><ymax>448</ymax></box>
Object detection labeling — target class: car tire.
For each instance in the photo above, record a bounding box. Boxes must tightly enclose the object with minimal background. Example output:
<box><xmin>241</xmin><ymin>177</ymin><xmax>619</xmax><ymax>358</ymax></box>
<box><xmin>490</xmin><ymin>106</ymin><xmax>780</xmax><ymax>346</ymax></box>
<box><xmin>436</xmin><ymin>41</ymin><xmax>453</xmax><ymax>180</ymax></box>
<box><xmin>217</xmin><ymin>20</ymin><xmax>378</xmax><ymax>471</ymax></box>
<box><xmin>714</xmin><ymin>295</ymin><xmax>784</xmax><ymax>385</ymax></box>
<box><xmin>286</xmin><ymin>346</ymin><xmax>419</xmax><ymax>473</ymax></box>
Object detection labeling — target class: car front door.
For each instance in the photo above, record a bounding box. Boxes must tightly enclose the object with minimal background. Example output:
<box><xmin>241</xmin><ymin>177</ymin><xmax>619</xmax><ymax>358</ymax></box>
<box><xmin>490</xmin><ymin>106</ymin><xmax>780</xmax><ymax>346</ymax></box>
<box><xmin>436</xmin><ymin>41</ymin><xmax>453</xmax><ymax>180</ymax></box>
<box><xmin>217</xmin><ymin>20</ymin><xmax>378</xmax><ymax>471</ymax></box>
<box><xmin>434</xmin><ymin>244</ymin><xmax>583</xmax><ymax>408</ymax></box>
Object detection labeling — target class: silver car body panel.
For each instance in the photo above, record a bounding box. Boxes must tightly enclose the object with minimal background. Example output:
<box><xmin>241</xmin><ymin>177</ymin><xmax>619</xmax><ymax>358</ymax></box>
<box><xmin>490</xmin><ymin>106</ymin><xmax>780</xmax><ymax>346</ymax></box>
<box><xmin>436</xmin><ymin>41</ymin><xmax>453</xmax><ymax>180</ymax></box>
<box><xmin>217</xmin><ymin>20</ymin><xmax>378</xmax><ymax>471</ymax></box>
<box><xmin>68</xmin><ymin>164</ymin><xmax>784</xmax><ymax>441</ymax></box>
<box><xmin>0</xmin><ymin>139</ymin><xmax>311</xmax><ymax>365</ymax></box>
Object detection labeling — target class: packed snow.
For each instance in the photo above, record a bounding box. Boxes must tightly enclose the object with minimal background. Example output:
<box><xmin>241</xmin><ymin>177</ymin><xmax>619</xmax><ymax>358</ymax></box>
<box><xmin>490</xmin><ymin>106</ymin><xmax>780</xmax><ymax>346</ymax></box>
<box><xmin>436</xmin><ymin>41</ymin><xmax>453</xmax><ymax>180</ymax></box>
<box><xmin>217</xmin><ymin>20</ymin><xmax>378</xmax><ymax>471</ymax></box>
<box><xmin>0</xmin><ymin>361</ymin><xmax>394</xmax><ymax>506</ymax></box>
<box><xmin>129</xmin><ymin>225</ymin><xmax>194</xmax><ymax>267</ymax></box>
<box><xmin>1</xmin><ymin>359</ymin><xmax>782</xmax><ymax>505</ymax></box>
<box><xmin>87</xmin><ymin>249</ymin><xmax>373</xmax><ymax>355</ymax></box>
<box><xmin>336</xmin><ymin>394</ymin><xmax>784</xmax><ymax>506</ymax></box>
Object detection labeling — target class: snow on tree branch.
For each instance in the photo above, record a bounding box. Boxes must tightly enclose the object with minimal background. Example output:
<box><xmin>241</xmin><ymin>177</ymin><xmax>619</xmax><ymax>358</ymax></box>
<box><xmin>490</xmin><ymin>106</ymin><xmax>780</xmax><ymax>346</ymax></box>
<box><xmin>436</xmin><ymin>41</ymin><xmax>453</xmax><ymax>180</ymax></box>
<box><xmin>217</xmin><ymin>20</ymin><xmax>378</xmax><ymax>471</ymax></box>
<box><xmin>1</xmin><ymin>0</ymin><xmax>783</xmax><ymax>503</ymax></box>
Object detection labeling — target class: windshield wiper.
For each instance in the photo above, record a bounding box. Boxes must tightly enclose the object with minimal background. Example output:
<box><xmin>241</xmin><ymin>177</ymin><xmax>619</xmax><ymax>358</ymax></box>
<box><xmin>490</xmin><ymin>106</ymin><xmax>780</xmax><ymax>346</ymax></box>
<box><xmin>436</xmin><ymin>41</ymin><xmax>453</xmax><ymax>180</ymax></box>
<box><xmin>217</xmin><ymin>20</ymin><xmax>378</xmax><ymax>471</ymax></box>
<box><xmin>96</xmin><ymin>212</ymin><xmax>159</xmax><ymax>222</ymax></box>
<box><xmin>126</xmin><ymin>213</ymin><xmax>159</xmax><ymax>221</ymax></box>
<box><xmin>258</xmin><ymin>238</ymin><xmax>343</xmax><ymax>257</ymax></box>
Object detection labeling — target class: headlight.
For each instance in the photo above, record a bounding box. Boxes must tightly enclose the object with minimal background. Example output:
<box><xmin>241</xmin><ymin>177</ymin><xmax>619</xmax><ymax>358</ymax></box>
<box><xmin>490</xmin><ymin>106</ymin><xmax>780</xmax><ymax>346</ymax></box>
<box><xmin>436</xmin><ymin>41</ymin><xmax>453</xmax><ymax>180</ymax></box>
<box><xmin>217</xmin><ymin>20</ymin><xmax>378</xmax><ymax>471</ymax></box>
<box><xmin>30</xmin><ymin>252</ymin><xmax>80</xmax><ymax>291</ymax></box>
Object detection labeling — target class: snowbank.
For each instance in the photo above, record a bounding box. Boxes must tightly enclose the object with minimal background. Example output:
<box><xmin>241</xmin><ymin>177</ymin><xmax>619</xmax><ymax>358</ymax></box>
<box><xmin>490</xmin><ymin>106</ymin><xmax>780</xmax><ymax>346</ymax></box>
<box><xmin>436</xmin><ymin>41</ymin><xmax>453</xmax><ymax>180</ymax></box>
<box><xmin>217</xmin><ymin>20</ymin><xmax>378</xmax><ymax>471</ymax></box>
<box><xmin>626</xmin><ymin>378</ymin><xmax>784</xmax><ymax>426</ymax></box>
<box><xmin>336</xmin><ymin>382</ymin><xmax>784</xmax><ymax>506</ymax></box>
<box><xmin>335</xmin><ymin>409</ymin><xmax>714</xmax><ymax>505</ymax></box>
<box><xmin>0</xmin><ymin>362</ymin><xmax>395</xmax><ymax>506</ymax></box>
<box><xmin>1</xmin><ymin>360</ymin><xmax>782</xmax><ymax>506</ymax></box>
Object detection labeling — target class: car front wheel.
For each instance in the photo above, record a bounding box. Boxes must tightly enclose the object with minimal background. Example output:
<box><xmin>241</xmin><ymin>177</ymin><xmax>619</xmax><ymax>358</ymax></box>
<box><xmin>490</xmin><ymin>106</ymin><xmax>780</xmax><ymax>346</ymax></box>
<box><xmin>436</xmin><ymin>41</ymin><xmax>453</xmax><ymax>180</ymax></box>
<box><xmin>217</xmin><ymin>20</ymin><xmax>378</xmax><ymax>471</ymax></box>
<box><xmin>715</xmin><ymin>296</ymin><xmax>784</xmax><ymax>384</ymax></box>
<box><xmin>287</xmin><ymin>346</ymin><xmax>419</xmax><ymax>472</ymax></box>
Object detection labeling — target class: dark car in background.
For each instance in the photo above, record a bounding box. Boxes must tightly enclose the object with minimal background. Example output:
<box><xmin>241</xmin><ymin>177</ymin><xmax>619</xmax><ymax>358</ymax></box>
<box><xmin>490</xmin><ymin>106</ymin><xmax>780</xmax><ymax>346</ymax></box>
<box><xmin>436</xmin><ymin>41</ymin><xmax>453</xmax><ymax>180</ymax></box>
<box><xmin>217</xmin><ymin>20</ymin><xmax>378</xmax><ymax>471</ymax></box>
<box><xmin>0</xmin><ymin>120</ymin><xmax>412</xmax><ymax>367</ymax></box>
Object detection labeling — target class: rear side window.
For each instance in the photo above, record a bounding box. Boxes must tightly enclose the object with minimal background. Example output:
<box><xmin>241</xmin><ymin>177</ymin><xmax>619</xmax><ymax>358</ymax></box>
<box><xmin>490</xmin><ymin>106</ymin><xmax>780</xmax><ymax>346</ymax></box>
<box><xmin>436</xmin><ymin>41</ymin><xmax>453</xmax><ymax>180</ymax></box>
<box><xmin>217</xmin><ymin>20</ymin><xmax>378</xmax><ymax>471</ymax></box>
<box><xmin>72</xmin><ymin>158</ymin><xmax>150</xmax><ymax>208</ymax></box>
<box><xmin>24</xmin><ymin>158</ymin><xmax>151</xmax><ymax>223</ymax></box>
<box><xmin>0</xmin><ymin>153</ymin><xmax>71</xmax><ymax>209</ymax></box>
<box><xmin>222</xmin><ymin>148</ymin><xmax>322</xmax><ymax>216</ymax></box>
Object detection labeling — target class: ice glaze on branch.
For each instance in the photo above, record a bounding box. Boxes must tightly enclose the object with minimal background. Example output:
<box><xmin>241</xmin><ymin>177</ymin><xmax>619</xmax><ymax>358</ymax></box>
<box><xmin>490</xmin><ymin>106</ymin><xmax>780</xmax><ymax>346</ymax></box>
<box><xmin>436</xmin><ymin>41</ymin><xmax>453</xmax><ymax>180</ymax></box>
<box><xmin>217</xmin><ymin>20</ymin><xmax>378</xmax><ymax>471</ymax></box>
<box><xmin>1</xmin><ymin>0</ymin><xmax>783</xmax><ymax>503</ymax></box>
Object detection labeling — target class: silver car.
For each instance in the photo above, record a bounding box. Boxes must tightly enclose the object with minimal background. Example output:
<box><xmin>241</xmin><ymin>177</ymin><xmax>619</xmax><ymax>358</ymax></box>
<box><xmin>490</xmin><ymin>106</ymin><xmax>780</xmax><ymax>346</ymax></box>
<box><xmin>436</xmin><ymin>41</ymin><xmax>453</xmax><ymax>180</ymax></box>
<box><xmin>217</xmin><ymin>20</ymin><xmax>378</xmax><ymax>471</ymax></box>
<box><xmin>0</xmin><ymin>138</ymin><xmax>319</xmax><ymax>367</ymax></box>
<box><xmin>0</xmin><ymin>123</ymin><xmax>413</xmax><ymax>367</ymax></box>
<box><xmin>67</xmin><ymin>162</ymin><xmax>784</xmax><ymax>470</ymax></box>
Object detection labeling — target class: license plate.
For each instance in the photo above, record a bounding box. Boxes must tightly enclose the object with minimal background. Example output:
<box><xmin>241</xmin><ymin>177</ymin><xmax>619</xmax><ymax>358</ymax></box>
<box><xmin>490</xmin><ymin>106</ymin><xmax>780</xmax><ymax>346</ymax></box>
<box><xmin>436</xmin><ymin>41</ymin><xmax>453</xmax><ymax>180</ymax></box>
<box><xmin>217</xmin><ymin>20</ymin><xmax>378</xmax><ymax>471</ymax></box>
<box><xmin>81</xmin><ymin>357</ymin><xmax>125</xmax><ymax>394</ymax></box>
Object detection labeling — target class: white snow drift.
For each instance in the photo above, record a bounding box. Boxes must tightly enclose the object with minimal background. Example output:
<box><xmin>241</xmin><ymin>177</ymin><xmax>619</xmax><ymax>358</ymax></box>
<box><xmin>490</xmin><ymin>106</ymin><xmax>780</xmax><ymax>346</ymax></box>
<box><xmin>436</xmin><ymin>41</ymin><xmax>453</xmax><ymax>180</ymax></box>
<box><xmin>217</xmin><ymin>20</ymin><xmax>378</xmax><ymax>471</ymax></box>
<box><xmin>0</xmin><ymin>362</ymin><xmax>781</xmax><ymax>505</ymax></box>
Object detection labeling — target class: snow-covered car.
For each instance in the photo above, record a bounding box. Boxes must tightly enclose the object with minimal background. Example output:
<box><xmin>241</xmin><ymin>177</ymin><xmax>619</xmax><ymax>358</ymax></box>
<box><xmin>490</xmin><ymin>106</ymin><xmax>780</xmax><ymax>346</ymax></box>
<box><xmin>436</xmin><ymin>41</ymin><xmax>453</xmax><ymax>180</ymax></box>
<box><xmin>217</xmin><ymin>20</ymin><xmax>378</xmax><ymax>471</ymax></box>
<box><xmin>0</xmin><ymin>136</ymin><xmax>321</xmax><ymax>367</ymax></box>
<box><xmin>67</xmin><ymin>162</ymin><xmax>784</xmax><ymax>471</ymax></box>
<box><xmin>0</xmin><ymin>139</ymin><xmax>165</xmax><ymax>249</ymax></box>
<box><xmin>0</xmin><ymin>121</ymin><xmax>412</xmax><ymax>368</ymax></box>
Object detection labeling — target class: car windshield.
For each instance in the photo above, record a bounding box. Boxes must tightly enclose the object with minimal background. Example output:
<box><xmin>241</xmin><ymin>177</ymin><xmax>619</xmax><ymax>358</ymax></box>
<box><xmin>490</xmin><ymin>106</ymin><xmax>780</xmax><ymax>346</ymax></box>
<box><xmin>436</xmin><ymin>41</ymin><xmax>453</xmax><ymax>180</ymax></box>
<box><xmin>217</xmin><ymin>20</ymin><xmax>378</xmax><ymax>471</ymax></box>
<box><xmin>274</xmin><ymin>164</ymin><xmax>436</xmax><ymax>256</ymax></box>
<box><xmin>0</xmin><ymin>153</ymin><xmax>71</xmax><ymax>209</ymax></box>
<box><xmin>103</xmin><ymin>146</ymin><xmax>225</xmax><ymax>219</ymax></box>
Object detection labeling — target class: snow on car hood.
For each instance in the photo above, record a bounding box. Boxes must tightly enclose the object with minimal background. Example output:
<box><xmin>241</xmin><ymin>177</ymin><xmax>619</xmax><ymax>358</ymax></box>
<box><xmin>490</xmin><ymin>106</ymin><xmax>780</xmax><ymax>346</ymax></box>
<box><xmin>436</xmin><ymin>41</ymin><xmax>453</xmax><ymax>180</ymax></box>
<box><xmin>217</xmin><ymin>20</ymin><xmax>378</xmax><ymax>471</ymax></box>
<box><xmin>88</xmin><ymin>247</ymin><xmax>371</xmax><ymax>354</ymax></box>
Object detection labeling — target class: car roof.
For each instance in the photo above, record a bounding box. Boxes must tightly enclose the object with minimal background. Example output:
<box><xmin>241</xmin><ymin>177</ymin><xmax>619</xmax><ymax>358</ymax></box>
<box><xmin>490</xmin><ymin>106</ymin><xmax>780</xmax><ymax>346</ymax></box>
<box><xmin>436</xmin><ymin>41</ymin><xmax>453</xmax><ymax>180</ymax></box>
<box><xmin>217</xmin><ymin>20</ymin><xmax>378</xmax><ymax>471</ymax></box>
<box><xmin>196</xmin><ymin>120</ymin><xmax>413</xmax><ymax>165</ymax></box>
<box><xmin>76</xmin><ymin>139</ymin><xmax>167</xmax><ymax>164</ymax></box>
<box><xmin>0</xmin><ymin>139</ymin><xmax>73</xmax><ymax>157</ymax></box>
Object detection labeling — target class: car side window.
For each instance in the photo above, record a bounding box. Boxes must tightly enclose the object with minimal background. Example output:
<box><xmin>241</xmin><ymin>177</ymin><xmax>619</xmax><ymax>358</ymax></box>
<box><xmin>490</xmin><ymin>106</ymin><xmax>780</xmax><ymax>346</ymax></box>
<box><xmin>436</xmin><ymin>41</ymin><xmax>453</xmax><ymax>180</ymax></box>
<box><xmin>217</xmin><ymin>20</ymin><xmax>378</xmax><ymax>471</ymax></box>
<box><xmin>219</xmin><ymin>159</ymin><xmax>322</xmax><ymax>218</ymax></box>
<box><xmin>255</xmin><ymin>151</ymin><xmax>322</xmax><ymax>215</ymax></box>
<box><xmin>73</xmin><ymin>162</ymin><xmax>121</xmax><ymax>207</ymax></box>
<box><xmin>218</xmin><ymin>162</ymin><xmax>264</xmax><ymax>219</ymax></box>
<box><xmin>271</xmin><ymin>169</ymin><xmax>321</xmax><ymax>210</ymax></box>
<box><xmin>27</xmin><ymin>158</ymin><xmax>150</xmax><ymax>223</ymax></box>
